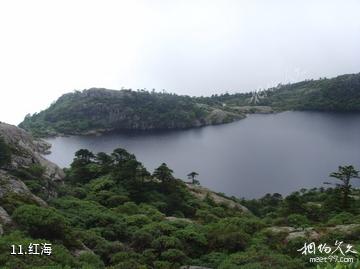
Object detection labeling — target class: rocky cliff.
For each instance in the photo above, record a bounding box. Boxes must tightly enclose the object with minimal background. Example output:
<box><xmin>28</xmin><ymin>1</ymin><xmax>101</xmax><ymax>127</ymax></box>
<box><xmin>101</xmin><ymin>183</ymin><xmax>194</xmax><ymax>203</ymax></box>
<box><xmin>0</xmin><ymin>122</ymin><xmax>64</xmax><ymax>230</ymax></box>
<box><xmin>0</xmin><ymin>122</ymin><xmax>64</xmax><ymax>181</ymax></box>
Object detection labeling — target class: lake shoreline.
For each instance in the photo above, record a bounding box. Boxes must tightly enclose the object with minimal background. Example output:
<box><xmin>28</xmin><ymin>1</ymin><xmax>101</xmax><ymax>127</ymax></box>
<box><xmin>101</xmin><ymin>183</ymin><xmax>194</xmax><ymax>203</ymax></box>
<box><xmin>44</xmin><ymin>111</ymin><xmax>360</xmax><ymax>199</ymax></box>
<box><xmin>35</xmin><ymin>108</ymin><xmax>277</xmax><ymax>139</ymax></box>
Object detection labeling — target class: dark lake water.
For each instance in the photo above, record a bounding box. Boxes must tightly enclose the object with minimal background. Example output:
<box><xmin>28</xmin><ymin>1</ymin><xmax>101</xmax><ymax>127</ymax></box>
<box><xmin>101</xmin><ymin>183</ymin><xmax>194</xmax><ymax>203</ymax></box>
<box><xmin>45</xmin><ymin>111</ymin><xmax>360</xmax><ymax>198</ymax></box>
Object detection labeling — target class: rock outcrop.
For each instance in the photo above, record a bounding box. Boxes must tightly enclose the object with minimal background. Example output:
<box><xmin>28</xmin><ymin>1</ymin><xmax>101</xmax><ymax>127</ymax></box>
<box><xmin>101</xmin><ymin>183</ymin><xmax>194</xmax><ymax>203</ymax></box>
<box><xmin>0</xmin><ymin>206</ymin><xmax>12</xmax><ymax>225</ymax></box>
<box><xmin>164</xmin><ymin>216</ymin><xmax>194</xmax><ymax>223</ymax></box>
<box><xmin>186</xmin><ymin>183</ymin><xmax>249</xmax><ymax>213</ymax></box>
<box><xmin>0</xmin><ymin>122</ymin><xmax>64</xmax><ymax>181</ymax></box>
<box><xmin>266</xmin><ymin>224</ymin><xmax>360</xmax><ymax>242</ymax></box>
<box><xmin>0</xmin><ymin>170</ymin><xmax>47</xmax><ymax>207</ymax></box>
<box><xmin>0</xmin><ymin>122</ymin><xmax>65</xmax><ymax>229</ymax></box>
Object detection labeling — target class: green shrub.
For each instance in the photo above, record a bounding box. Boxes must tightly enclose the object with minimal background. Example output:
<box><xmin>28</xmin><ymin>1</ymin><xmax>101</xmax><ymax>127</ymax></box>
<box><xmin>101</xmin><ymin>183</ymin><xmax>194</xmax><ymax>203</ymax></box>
<box><xmin>79</xmin><ymin>231</ymin><xmax>123</xmax><ymax>262</ymax></box>
<box><xmin>12</xmin><ymin>205</ymin><xmax>74</xmax><ymax>245</ymax></box>
<box><xmin>0</xmin><ymin>231</ymin><xmax>77</xmax><ymax>269</ymax></box>
<box><xmin>287</xmin><ymin>214</ymin><xmax>310</xmax><ymax>228</ymax></box>
<box><xmin>151</xmin><ymin>236</ymin><xmax>183</xmax><ymax>252</ymax></box>
<box><xmin>26</xmin><ymin>164</ymin><xmax>46</xmax><ymax>178</ymax></box>
<box><xmin>78</xmin><ymin>252</ymin><xmax>104</xmax><ymax>269</ymax></box>
<box><xmin>327</xmin><ymin>212</ymin><xmax>355</xmax><ymax>225</ymax></box>
<box><xmin>160</xmin><ymin>248</ymin><xmax>187</xmax><ymax>264</ymax></box>
<box><xmin>0</xmin><ymin>192</ymin><xmax>40</xmax><ymax>214</ymax></box>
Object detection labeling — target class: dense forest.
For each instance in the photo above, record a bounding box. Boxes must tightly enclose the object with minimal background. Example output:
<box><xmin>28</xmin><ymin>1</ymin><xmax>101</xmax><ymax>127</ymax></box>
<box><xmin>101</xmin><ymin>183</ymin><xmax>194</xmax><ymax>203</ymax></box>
<box><xmin>0</xmin><ymin>132</ymin><xmax>359</xmax><ymax>269</ymax></box>
<box><xmin>19</xmin><ymin>89</ymin><xmax>244</xmax><ymax>137</ymax></box>
<box><xmin>198</xmin><ymin>73</ymin><xmax>360</xmax><ymax>111</ymax></box>
<box><xmin>19</xmin><ymin>73</ymin><xmax>360</xmax><ymax>137</ymax></box>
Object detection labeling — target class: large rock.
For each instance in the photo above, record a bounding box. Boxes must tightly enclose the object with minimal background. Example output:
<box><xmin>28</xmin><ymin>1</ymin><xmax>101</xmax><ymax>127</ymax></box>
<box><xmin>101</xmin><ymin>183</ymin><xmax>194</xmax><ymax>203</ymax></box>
<box><xmin>186</xmin><ymin>183</ymin><xmax>249</xmax><ymax>213</ymax></box>
<box><xmin>0</xmin><ymin>169</ymin><xmax>47</xmax><ymax>228</ymax></box>
<box><xmin>266</xmin><ymin>226</ymin><xmax>298</xmax><ymax>234</ymax></box>
<box><xmin>267</xmin><ymin>224</ymin><xmax>360</xmax><ymax>242</ymax></box>
<box><xmin>0</xmin><ymin>122</ymin><xmax>64</xmax><ymax>181</ymax></box>
<box><xmin>285</xmin><ymin>228</ymin><xmax>320</xmax><ymax>241</ymax></box>
<box><xmin>327</xmin><ymin>224</ymin><xmax>360</xmax><ymax>235</ymax></box>
<box><xmin>0</xmin><ymin>206</ymin><xmax>12</xmax><ymax>225</ymax></box>
<box><xmin>266</xmin><ymin>226</ymin><xmax>320</xmax><ymax>241</ymax></box>
<box><xmin>0</xmin><ymin>170</ymin><xmax>46</xmax><ymax>207</ymax></box>
<box><xmin>164</xmin><ymin>216</ymin><xmax>193</xmax><ymax>223</ymax></box>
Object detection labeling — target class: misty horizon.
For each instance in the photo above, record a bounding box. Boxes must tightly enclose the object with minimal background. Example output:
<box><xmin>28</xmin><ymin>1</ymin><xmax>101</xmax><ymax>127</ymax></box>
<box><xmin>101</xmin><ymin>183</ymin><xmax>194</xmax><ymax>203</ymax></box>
<box><xmin>36</xmin><ymin>70</ymin><xmax>360</xmax><ymax>99</ymax></box>
<box><xmin>1</xmin><ymin>0</ymin><xmax>360</xmax><ymax>125</ymax></box>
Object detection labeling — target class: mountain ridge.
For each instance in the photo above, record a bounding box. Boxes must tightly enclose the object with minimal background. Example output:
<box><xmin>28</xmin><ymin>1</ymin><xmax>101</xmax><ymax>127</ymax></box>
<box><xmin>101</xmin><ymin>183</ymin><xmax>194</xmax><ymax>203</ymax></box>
<box><xmin>19</xmin><ymin>88</ymin><xmax>245</xmax><ymax>137</ymax></box>
<box><xmin>19</xmin><ymin>72</ymin><xmax>360</xmax><ymax>137</ymax></box>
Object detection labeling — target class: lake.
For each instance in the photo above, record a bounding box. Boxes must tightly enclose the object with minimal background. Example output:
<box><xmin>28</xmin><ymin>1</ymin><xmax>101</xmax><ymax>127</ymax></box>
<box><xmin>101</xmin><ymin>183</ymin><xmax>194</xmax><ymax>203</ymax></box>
<box><xmin>44</xmin><ymin>111</ymin><xmax>360</xmax><ymax>198</ymax></box>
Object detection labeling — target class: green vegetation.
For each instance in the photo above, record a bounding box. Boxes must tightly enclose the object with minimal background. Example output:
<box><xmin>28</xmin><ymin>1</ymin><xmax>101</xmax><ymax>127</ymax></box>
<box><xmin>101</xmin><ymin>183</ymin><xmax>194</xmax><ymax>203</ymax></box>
<box><xmin>187</xmin><ymin>171</ymin><xmax>199</xmax><ymax>185</ymax></box>
<box><xmin>199</xmin><ymin>73</ymin><xmax>360</xmax><ymax>112</ymax></box>
<box><xmin>327</xmin><ymin>166</ymin><xmax>359</xmax><ymax>209</ymax></box>
<box><xmin>19</xmin><ymin>73</ymin><xmax>360</xmax><ymax>137</ymax></box>
<box><xmin>2</xmin><ymin>146</ymin><xmax>360</xmax><ymax>269</ymax></box>
<box><xmin>19</xmin><ymin>89</ymin><xmax>243</xmax><ymax>137</ymax></box>
<box><xmin>264</xmin><ymin>73</ymin><xmax>360</xmax><ymax>111</ymax></box>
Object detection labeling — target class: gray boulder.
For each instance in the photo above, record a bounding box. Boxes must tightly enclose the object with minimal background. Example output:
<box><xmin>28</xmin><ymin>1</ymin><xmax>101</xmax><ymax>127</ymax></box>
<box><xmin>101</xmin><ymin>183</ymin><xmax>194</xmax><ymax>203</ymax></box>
<box><xmin>0</xmin><ymin>122</ymin><xmax>64</xmax><ymax>181</ymax></box>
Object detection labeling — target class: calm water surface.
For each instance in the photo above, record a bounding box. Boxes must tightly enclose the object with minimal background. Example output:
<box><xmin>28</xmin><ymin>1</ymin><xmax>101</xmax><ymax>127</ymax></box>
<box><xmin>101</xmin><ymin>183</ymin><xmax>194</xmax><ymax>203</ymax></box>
<box><xmin>45</xmin><ymin>112</ymin><xmax>360</xmax><ymax>198</ymax></box>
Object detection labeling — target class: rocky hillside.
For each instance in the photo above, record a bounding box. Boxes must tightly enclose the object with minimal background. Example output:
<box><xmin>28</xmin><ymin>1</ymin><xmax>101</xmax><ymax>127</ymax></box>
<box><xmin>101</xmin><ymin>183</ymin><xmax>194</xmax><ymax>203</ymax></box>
<box><xmin>0</xmin><ymin>122</ymin><xmax>64</xmax><ymax>229</ymax></box>
<box><xmin>19</xmin><ymin>89</ymin><xmax>245</xmax><ymax>137</ymax></box>
<box><xmin>0</xmin><ymin>124</ymin><xmax>257</xmax><ymax>269</ymax></box>
<box><xmin>0</xmin><ymin>122</ymin><xmax>64</xmax><ymax>180</ymax></box>
<box><xmin>18</xmin><ymin>72</ymin><xmax>360</xmax><ymax>137</ymax></box>
<box><xmin>0</xmin><ymin>124</ymin><xmax>359</xmax><ymax>268</ymax></box>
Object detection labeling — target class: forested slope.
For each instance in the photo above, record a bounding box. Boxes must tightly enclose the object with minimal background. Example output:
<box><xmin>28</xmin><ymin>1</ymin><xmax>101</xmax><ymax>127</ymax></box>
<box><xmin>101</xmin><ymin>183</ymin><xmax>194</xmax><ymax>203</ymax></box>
<box><xmin>19</xmin><ymin>89</ymin><xmax>244</xmax><ymax>137</ymax></box>
<box><xmin>1</xmin><ymin>123</ymin><xmax>359</xmax><ymax>269</ymax></box>
<box><xmin>19</xmin><ymin>73</ymin><xmax>360</xmax><ymax>137</ymax></box>
<box><xmin>200</xmin><ymin>73</ymin><xmax>360</xmax><ymax>111</ymax></box>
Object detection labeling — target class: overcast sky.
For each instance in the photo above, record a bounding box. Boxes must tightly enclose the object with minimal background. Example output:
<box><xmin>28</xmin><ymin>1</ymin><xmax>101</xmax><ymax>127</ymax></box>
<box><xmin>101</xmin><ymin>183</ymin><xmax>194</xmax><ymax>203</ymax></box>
<box><xmin>1</xmin><ymin>0</ymin><xmax>360</xmax><ymax>125</ymax></box>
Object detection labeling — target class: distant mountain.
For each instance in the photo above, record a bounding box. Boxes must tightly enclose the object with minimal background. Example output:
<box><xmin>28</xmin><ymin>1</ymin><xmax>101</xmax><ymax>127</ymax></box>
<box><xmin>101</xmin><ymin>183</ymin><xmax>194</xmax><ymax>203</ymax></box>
<box><xmin>265</xmin><ymin>73</ymin><xmax>360</xmax><ymax>111</ymax></box>
<box><xmin>198</xmin><ymin>73</ymin><xmax>360</xmax><ymax>111</ymax></box>
<box><xmin>19</xmin><ymin>89</ymin><xmax>244</xmax><ymax>137</ymax></box>
<box><xmin>19</xmin><ymin>73</ymin><xmax>360</xmax><ymax>137</ymax></box>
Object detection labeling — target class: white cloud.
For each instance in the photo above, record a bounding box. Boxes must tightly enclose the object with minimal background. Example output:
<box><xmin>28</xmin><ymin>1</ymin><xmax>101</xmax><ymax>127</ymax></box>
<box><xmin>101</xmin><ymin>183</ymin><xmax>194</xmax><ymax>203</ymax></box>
<box><xmin>0</xmin><ymin>0</ymin><xmax>359</xmax><ymax>124</ymax></box>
